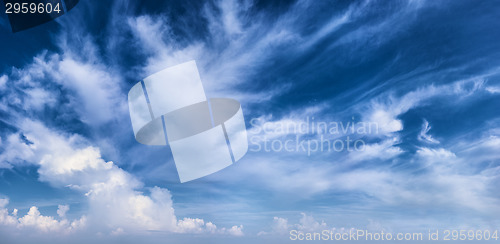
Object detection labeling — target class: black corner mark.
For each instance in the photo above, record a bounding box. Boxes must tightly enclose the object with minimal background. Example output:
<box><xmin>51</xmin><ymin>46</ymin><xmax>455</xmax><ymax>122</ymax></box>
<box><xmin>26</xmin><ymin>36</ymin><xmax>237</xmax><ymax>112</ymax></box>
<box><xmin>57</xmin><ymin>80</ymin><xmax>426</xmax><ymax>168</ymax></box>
<box><xmin>64</xmin><ymin>0</ymin><xmax>78</xmax><ymax>11</ymax></box>
<box><xmin>3</xmin><ymin>0</ymin><xmax>80</xmax><ymax>33</ymax></box>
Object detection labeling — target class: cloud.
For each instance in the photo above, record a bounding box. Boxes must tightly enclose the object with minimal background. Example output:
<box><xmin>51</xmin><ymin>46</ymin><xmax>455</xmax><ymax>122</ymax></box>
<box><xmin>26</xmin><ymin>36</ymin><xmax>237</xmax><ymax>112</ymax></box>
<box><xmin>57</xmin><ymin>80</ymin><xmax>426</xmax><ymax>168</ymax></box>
<box><xmin>0</xmin><ymin>119</ymin><xmax>175</xmax><ymax>232</ymax></box>
<box><xmin>457</xmin><ymin>135</ymin><xmax>500</xmax><ymax>164</ymax></box>
<box><xmin>0</xmin><ymin>59</ymin><xmax>59</xmax><ymax>113</ymax></box>
<box><xmin>0</xmin><ymin>199</ymin><xmax>17</xmax><ymax>226</ymax></box>
<box><xmin>486</xmin><ymin>86</ymin><xmax>500</xmax><ymax>94</ymax></box>
<box><xmin>296</xmin><ymin>213</ymin><xmax>328</xmax><ymax>232</ymax></box>
<box><xmin>56</xmin><ymin>57</ymin><xmax>126</xmax><ymax>125</ymax></box>
<box><xmin>0</xmin><ymin>119</ymin><xmax>243</xmax><ymax>236</ymax></box>
<box><xmin>259</xmin><ymin>213</ymin><xmax>358</xmax><ymax>236</ymax></box>
<box><xmin>367</xmin><ymin>110</ymin><xmax>403</xmax><ymax>134</ymax></box>
<box><xmin>347</xmin><ymin>137</ymin><xmax>404</xmax><ymax>162</ymax></box>
<box><xmin>0</xmin><ymin>199</ymin><xmax>8</xmax><ymax>208</ymax></box>
<box><xmin>361</xmin><ymin>78</ymin><xmax>487</xmax><ymax>137</ymax></box>
<box><xmin>225</xmin><ymin>225</ymin><xmax>244</xmax><ymax>236</ymax></box>
<box><xmin>0</xmin><ymin>198</ymin><xmax>86</xmax><ymax>233</ymax></box>
<box><xmin>17</xmin><ymin>206</ymin><xmax>86</xmax><ymax>233</ymax></box>
<box><xmin>418</xmin><ymin>119</ymin><xmax>440</xmax><ymax>144</ymax></box>
<box><xmin>0</xmin><ymin>74</ymin><xmax>7</xmax><ymax>90</ymax></box>
<box><xmin>126</xmin><ymin>15</ymin><xmax>206</xmax><ymax>78</ymax></box>
<box><xmin>270</xmin><ymin>217</ymin><xmax>289</xmax><ymax>235</ymax></box>
<box><xmin>177</xmin><ymin>218</ymin><xmax>243</xmax><ymax>236</ymax></box>
<box><xmin>0</xmin><ymin>38</ymin><xmax>125</xmax><ymax>127</ymax></box>
<box><xmin>57</xmin><ymin>205</ymin><xmax>69</xmax><ymax>218</ymax></box>
<box><xmin>227</xmin><ymin>126</ymin><xmax>500</xmax><ymax>216</ymax></box>
<box><xmin>176</xmin><ymin>218</ymin><xmax>206</xmax><ymax>233</ymax></box>
<box><xmin>416</xmin><ymin>147</ymin><xmax>455</xmax><ymax>164</ymax></box>
<box><xmin>124</xmin><ymin>0</ymin><xmax>367</xmax><ymax>103</ymax></box>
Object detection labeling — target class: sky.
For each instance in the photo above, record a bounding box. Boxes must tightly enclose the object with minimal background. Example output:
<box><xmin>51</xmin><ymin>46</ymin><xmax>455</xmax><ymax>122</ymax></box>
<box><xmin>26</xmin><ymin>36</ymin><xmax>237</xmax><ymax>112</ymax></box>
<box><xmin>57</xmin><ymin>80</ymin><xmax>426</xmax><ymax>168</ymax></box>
<box><xmin>0</xmin><ymin>0</ymin><xmax>500</xmax><ymax>243</ymax></box>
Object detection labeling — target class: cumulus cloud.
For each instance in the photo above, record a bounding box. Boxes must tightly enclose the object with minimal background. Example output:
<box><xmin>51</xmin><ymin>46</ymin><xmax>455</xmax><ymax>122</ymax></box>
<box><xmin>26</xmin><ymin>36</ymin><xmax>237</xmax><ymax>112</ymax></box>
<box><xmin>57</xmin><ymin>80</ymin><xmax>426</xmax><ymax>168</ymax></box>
<box><xmin>259</xmin><ymin>213</ymin><xmax>362</xmax><ymax>236</ymax></box>
<box><xmin>257</xmin><ymin>217</ymin><xmax>289</xmax><ymax>236</ymax></box>
<box><xmin>296</xmin><ymin>213</ymin><xmax>328</xmax><ymax>232</ymax></box>
<box><xmin>270</xmin><ymin>217</ymin><xmax>290</xmax><ymax>235</ymax></box>
<box><xmin>0</xmin><ymin>119</ymin><xmax>242</xmax><ymax>236</ymax></box>
<box><xmin>225</xmin><ymin>225</ymin><xmax>244</xmax><ymax>236</ymax></box>
<box><xmin>18</xmin><ymin>206</ymin><xmax>86</xmax><ymax>233</ymax></box>
<box><xmin>0</xmin><ymin>199</ymin><xmax>17</xmax><ymax>226</ymax></box>
<box><xmin>175</xmin><ymin>218</ymin><xmax>243</xmax><ymax>236</ymax></box>
<box><xmin>57</xmin><ymin>205</ymin><xmax>70</xmax><ymax>219</ymax></box>
<box><xmin>0</xmin><ymin>198</ymin><xmax>86</xmax><ymax>233</ymax></box>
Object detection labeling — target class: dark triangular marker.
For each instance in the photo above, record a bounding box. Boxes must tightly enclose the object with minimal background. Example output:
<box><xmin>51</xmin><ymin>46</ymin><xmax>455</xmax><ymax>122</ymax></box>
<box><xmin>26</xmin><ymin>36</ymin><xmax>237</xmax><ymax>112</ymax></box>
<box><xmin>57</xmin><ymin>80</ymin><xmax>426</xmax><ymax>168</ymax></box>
<box><xmin>63</xmin><ymin>0</ymin><xmax>78</xmax><ymax>11</ymax></box>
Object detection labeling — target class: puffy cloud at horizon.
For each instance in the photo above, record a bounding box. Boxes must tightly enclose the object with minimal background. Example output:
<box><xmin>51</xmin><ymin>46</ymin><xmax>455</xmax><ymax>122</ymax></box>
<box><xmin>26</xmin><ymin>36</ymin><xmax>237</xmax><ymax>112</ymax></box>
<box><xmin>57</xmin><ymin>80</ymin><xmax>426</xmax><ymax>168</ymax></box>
<box><xmin>0</xmin><ymin>118</ymin><xmax>244</xmax><ymax>237</ymax></box>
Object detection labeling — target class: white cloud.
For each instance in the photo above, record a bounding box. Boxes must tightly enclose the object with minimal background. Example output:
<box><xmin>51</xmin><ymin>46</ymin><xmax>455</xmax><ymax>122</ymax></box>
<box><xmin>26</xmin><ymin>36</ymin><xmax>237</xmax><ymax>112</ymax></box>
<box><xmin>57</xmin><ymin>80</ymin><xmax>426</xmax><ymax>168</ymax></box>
<box><xmin>56</xmin><ymin>57</ymin><xmax>125</xmax><ymax>125</ymax></box>
<box><xmin>296</xmin><ymin>213</ymin><xmax>328</xmax><ymax>232</ymax></box>
<box><xmin>176</xmin><ymin>218</ymin><xmax>243</xmax><ymax>236</ymax></box>
<box><xmin>486</xmin><ymin>86</ymin><xmax>500</xmax><ymax>94</ymax></box>
<box><xmin>0</xmin><ymin>119</ymin><xmax>243</xmax><ymax>236</ymax></box>
<box><xmin>0</xmin><ymin>74</ymin><xmax>7</xmax><ymax>90</ymax></box>
<box><xmin>228</xmin><ymin>131</ymin><xmax>500</xmax><ymax>214</ymax></box>
<box><xmin>234</xmin><ymin>156</ymin><xmax>335</xmax><ymax>196</ymax></box>
<box><xmin>271</xmin><ymin>217</ymin><xmax>289</xmax><ymax>235</ymax></box>
<box><xmin>416</xmin><ymin>147</ymin><xmax>456</xmax><ymax>163</ymax></box>
<box><xmin>457</xmin><ymin>135</ymin><xmax>500</xmax><ymax>163</ymax></box>
<box><xmin>361</xmin><ymin>78</ymin><xmax>488</xmax><ymax>137</ymax></box>
<box><xmin>0</xmin><ymin>198</ymin><xmax>86</xmax><ymax>233</ymax></box>
<box><xmin>0</xmin><ymin>133</ymin><xmax>37</xmax><ymax>169</ymax></box>
<box><xmin>418</xmin><ymin>119</ymin><xmax>440</xmax><ymax>144</ymax></box>
<box><xmin>258</xmin><ymin>216</ymin><xmax>289</xmax><ymax>236</ymax></box>
<box><xmin>57</xmin><ymin>205</ymin><xmax>70</xmax><ymax>218</ymax></box>
<box><xmin>210</xmin><ymin>69</ymin><xmax>500</xmax><ymax>220</ymax></box>
<box><xmin>0</xmin><ymin>58</ymin><xmax>58</xmax><ymax>112</ymax></box>
<box><xmin>0</xmin><ymin>38</ymin><xmax>125</xmax><ymax>126</ymax></box>
<box><xmin>177</xmin><ymin>218</ymin><xmax>206</xmax><ymax>233</ymax></box>
<box><xmin>259</xmin><ymin>213</ymin><xmax>358</xmax><ymax>236</ymax></box>
<box><xmin>17</xmin><ymin>206</ymin><xmax>86</xmax><ymax>233</ymax></box>
<box><xmin>0</xmin><ymin>199</ymin><xmax>20</xmax><ymax>227</ymax></box>
<box><xmin>0</xmin><ymin>199</ymin><xmax>8</xmax><ymax>208</ymax></box>
<box><xmin>110</xmin><ymin>227</ymin><xmax>124</xmax><ymax>236</ymax></box>
<box><xmin>368</xmin><ymin>109</ymin><xmax>403</xmax><ymax>134</ymax></box>
<box><xmin>125</xmin><ymin>0</ymin><xmax>335</xmax><ymax>103</ymax></box>
<box><xmin>127</xmin><ymin>15</ymin><xmax>206</xmax><ymax>78</ymax></box>
<box><xmin>24</xmin><ymin>88</ymin><xmax>58</xmax><ymax>110</ymax></box>
<box><xmin>225</xmin><ymin>225</ymin><xmax>244</xmax><ymax>236</ymax></box>
<box><xmin>348</xmin><ymin>137</ymin><xmax>404</xmax><ymax>162</ymax></box>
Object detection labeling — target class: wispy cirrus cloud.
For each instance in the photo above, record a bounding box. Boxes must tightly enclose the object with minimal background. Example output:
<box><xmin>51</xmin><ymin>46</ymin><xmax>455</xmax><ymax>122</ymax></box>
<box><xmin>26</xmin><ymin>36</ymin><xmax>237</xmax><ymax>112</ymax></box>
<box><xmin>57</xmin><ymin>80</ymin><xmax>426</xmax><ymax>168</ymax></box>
<box><xmin>418</xmin><ymin>119</ymin><xmax>439</xmax><ymax>144</ymax></box>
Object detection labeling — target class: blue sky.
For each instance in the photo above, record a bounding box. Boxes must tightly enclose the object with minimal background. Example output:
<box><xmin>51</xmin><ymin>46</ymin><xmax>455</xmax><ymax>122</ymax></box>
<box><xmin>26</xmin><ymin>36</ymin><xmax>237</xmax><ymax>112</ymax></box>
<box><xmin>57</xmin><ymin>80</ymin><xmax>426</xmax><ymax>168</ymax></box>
<box><xmin>0</xmin><ymin>0</ymin><xmax>500</xmax><ymax>243</ymax></box>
